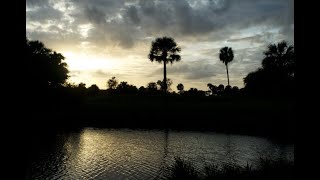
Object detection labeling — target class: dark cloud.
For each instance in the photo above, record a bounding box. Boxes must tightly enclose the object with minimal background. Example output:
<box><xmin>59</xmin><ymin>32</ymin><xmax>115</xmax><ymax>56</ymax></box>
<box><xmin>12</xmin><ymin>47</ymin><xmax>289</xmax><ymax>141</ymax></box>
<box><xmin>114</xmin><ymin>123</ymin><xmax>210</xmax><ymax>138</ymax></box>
<box><xmin>139</xmin><ymin>0</ymin><xmax>155</xmax><ymax>15</ymax></box>
<box><xmin>83</xmin><ymin>20</ymin><xmax>138</xmax><ymax>48</ymax></box>
<box><xmin>69</xmin><ymin>0</ymin><xmax>127</xmax><ymax>25</ymax></box>
<box><xmin>125</xmin><ymin>5</ymin><xmax>140</xmax><ymax>25</ymax></box>
<box><xmin>230</xmin><ymin>46</ymin><xmax>266</xmax><ymax>76</ymax></box>
<box><xmin>26</xmin><ymin>30</ymin><xmax>81</xmax><ymax>51</ymax></box>
<box><xmin>27</xmin><ymin>0</ymin><xmax>294</xmax><ymax>49</ymax></box>
<box><xmin>26</xmin><ymin>0</ymin><xmax>49</xmax><ymax>7</ymax></box>
<box><xmin>227</xmin><ymin>34</ymin><xmax>265</xmax><ymax>43</ymax></box>
<box><xmin>84</xmin><ymin>6</ymin><xmax>107</xmax><ymax>25</ymax></box>
<box><xmin>138</xmin><ymin>0</ymin><xmax>175</xmax><ymax>35</ymax></box>
<box><xmin>27</xmin><ymin>6</ymin><xmax>63</xmax><ymax>23</ymax></box>
<box><xmin>199</xmin><ymin>47</ymin><xmax>222</xmax><ymax>57</ymax></box>
<box><xmin>172</xmin><ymin>0</ymin><xmax>216</xmax><ymax>35</ymax></box>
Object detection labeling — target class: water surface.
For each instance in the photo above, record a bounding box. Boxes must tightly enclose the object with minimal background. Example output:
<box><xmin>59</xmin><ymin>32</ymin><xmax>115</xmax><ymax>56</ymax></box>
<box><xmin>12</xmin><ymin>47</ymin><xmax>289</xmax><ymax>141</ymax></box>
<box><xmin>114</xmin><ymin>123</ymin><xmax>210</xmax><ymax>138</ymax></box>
<box><xmin>26</xmin><ymin>128</ymin><xmax>294</xmax><ymax>179</ymax></box>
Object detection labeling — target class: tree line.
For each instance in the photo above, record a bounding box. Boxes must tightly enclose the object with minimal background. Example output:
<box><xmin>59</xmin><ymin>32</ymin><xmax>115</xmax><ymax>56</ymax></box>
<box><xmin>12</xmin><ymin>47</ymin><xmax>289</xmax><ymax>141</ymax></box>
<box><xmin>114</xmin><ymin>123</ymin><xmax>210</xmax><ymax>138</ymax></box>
<box><xmin>25</xmin><ymin>36</ymin><xmax>295</xmax><ymax>100</ymax></box>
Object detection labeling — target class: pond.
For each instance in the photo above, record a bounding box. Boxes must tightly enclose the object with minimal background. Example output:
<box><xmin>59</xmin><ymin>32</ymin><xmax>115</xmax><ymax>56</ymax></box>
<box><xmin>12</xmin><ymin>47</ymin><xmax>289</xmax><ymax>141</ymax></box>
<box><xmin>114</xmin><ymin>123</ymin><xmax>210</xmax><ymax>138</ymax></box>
<box><xmin>26</xmin><ymin>128</ymin><xmax>294</xmax><ymax>179</ymax></box>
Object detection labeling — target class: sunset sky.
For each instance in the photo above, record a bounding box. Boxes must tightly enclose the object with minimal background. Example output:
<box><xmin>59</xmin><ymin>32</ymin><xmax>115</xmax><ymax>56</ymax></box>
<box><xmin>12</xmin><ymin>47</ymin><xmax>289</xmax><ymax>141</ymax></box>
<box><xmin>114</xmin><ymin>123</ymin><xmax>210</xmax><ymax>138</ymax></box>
<box><xmin>26</xmin><ymin>0</ymin><xmax>294</xmax><ymax>91</ymax></box>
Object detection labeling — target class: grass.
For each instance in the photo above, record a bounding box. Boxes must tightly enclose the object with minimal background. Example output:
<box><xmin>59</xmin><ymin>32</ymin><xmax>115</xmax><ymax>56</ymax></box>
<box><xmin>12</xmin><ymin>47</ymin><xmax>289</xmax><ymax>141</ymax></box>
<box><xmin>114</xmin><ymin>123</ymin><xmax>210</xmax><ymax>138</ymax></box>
<box><xmin>163</xmin><ymin>157</ymin><xmax>200</xmax><ymax>180</ymax></box>
<box><xmin>29</xmin><ymin>94</ymin><xmax>294</xmax><ymax>142</ymax></box>
<box><xmin>161</xmin><ymin>157</ymin><xmax>294</xmax><ymax>180</ymax></box>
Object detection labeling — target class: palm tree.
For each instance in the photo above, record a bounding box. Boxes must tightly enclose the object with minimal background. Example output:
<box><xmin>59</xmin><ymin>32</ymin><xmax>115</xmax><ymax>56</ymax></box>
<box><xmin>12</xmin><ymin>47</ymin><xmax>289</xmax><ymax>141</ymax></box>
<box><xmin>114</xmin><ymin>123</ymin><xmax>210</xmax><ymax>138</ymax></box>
<box><xmin>262</xmin><ymin>41</ymin><xmax>294</xmax><ymax>77</ymax></box>
<box><xmin>243</xmin><ymin>41</ymin><xmax>294</xmax><ymax>96</ymax></box>
<box><xmin>148</xmin><ymin>37</ymin><xmax>181</xmax><ymax>92</ymax></box>
<box><xmin>219</xmin><ymin>47</ymin><xmax>234</xmax><ymax>86</ymax></box>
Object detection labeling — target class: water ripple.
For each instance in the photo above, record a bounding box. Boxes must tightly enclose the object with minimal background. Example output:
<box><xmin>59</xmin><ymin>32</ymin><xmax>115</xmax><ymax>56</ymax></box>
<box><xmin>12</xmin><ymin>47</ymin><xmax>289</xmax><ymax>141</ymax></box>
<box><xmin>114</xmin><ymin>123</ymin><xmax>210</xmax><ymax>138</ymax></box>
<box><xmin>27</xmin><ymin>129</ymin><xmax>294</xmax><ymax>179</ymax></box>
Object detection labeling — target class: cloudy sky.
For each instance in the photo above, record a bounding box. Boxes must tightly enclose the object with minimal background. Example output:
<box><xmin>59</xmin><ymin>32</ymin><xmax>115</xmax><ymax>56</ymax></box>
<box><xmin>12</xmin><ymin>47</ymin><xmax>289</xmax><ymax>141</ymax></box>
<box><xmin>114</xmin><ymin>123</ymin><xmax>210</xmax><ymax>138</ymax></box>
<box><xmin>26</xmin><ymin>0</ymin><xmax>294</xmax><ymax>91</ymax></box>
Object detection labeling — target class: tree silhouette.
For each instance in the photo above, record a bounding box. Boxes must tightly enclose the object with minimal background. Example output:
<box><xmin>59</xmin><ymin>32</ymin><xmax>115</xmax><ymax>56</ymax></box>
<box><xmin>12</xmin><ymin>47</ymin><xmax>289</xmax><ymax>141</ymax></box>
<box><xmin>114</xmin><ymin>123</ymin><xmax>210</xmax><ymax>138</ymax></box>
<box><xmin>157</xmin><ymin>78</ymin><xmax>173</xmax><ymax>92</ymax></box>
<box><xmin>117</xmin><ymin>81</ymin><xmax>129</xmax><ymax>89</ymax></box>
<box><xmin>148</xmin><ymin>37</ymin><xmax>181</xmax><ymax>92</ymax></box>
<box><xmin>147</xmin><ymin>82</ymin><xmax>158</xmax><ymax>90</ymax></box>
<box><xmin>243</xmin><ymin>41</ymin><xmax>295</xmax><ymax>96</ymax></box>
<box><xmin>78</xmin><ymin>82</ymin><xmax>86</xmax><ymax>88</ymax></box>
<box><xmin>188</xmin><ymin>88</ymin><xmax>198</xmax><ymax>96</ymax></box>
<box><xmin>116</xmin><ymin>81</ymin><xmax>138</xmax><ymax>95</ymax></box>
<box><xmin>177</xmin><ymin>83</ymin><xmax>184</xmax><ymax>94</ymax></box>
<box><xmin>219</xmin><ymin>47</ymin><xmax>234</xmax><ymax>86</ymax></box>
<box><xmin>217</xmin><ymin>84</ymin><xmax>225</xmax><ymax>95</ymax></box>
<box><xmin>26</xmin><ymin>38</ymin><xmax>69</xmax><ymax>89</ymax></box>
<box><xmin>146</xmin><ymin>82</ymin><xmax>158</xmax><ymax>95</ymax></box>
<box><xmin>207</xmin><ymin>83</ymin><xmax>218</xmax><ymax>96</ymax></box>
<box><xmin>224</xmin><ymin>85</ymin><xmax>232</xmax><ymax>95</ymax></box>
<box><xmin>185</xmin><ymin>88</ymin><xmax>206</xmax><ymax>96</ymax></box>
<box><xmin>231</xmin><ymin>86</ymin><xmax>239</xmax><ymax>96</ymax></box>
<box><xmin>243</xmin><ymin>68</ymin><xmax>267</xmax><ymax>95</ymax></box>
<box><xmin>88</xmin><ymin>84</ymin><xmax>100</xmax><ymax>96</ymax></box>
<box><xmin>138</xmin><ymin>86</ymin><xmax>147</xmax><ymax>96</ymax></box>
<box><xmin>77</xmin><ymin>83</ymin><xmax>87</xmax><ymax>96</ymax></box>
<box><xmin>107</xmin><ymin>77</ymin><xmax>118</xmax><ymax>90</ymax></box>
<box><xmin>262</xmin><ymin>40</ymin><xmax>295</xmax><ymax>77</ymax></box>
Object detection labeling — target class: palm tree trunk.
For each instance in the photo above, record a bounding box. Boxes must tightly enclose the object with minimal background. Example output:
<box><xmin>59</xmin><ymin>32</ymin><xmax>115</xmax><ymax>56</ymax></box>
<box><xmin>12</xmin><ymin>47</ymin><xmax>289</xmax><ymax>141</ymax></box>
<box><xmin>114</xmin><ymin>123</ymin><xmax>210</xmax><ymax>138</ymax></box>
<box><xmin>163</xmin><ymin>61</ymin><xmax>167</xmax><ymax>92</ymax></box>
<box><xmin>226</xmin><ymin>63</ymin><xmax>230</xmax><ymax>86</ymax></box>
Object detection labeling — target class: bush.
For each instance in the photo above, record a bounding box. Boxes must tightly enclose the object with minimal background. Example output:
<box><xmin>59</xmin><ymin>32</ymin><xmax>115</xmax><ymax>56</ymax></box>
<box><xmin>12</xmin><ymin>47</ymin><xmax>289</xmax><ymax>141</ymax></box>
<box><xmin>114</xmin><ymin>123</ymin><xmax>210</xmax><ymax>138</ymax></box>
<box><xmin>161</xmin><ymin>157</ymin><xmax>294</xmax><ymax>180</ymax></box>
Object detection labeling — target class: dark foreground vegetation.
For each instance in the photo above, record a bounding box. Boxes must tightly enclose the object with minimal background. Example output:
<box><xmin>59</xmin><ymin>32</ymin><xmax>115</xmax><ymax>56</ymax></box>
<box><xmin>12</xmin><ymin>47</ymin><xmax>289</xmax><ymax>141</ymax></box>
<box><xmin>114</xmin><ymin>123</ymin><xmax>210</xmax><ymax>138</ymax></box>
<box><xmin>161</xmin><ymin>157</ymin><xmax>294</xmax><ymax>180</ymax></box>
<box><xmin>28</xmin><ymin>92</ymin><xmax>294</xmax><ymax>143</ymax></box>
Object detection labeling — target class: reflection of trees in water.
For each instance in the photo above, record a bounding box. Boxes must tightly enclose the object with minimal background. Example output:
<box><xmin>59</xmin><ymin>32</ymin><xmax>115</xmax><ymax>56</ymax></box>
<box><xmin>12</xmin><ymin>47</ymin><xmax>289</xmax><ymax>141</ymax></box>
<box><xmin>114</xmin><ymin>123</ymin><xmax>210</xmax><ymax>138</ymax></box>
<box><xmin>259</xmin><ymin>141</ymin><xmax>294</xmax><ymax>162</ymax></box>
<box><xmin>278</xmin><ymin>145</ymin><xmax>294</xmax><ymax>161</ymax></box>
<box><xmin>64</xmin><ymin>130</ymin><xmax>82</xmax><ymax>155</ymax></box>
<box><xmin>222</xmin><ymin>135</ymin><xmax>239</xmax><ymax>167</ymax></box>
<box><xmin>155</xmin><ymin>129</ymin><xmax>170</xmax><ymax>179</ymax></box>
<box><xmin>38</xmin><ymin>130</ymin><xmax>82</xmax><ymax>179</ymax></box>
<box><xmin>26</xmin><ymin>130</ymin><xmax>83</xmax><ymax>179</ymax></box>
<box><xmin>164</xmin><ymin>129</ymin><xmax>169</xmax><ymax>159</ymax></box>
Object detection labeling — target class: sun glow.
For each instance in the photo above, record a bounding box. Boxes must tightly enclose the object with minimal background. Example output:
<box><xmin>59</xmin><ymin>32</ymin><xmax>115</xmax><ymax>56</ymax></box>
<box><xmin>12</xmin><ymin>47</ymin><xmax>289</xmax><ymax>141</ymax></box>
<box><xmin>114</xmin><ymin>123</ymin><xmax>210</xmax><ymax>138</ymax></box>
<box><xmin>63</xmin><ymin>51</ymin><xmax>121</xmax><ymax>71</ymax></box>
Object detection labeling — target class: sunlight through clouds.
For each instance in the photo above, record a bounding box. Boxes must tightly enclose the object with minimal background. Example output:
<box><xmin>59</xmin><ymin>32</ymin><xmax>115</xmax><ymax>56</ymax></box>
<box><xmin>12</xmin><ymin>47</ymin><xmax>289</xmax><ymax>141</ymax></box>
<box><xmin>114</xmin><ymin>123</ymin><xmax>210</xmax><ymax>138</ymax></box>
<box><xmin>78</xmin><ymin>24</ymin><xmax>93</xmax><ymax>38</ymax></box>
<box><xmin>63</xmin><ymin>51</ymin><xmax>122</xmax><ymax>71</ymax></box>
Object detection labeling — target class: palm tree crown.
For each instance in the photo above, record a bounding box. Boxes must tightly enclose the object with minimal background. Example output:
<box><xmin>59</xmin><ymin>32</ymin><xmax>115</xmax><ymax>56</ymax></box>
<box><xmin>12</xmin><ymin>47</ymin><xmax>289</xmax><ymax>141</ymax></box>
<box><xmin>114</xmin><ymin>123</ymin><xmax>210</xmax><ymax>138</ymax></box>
<box><xmin>262</xmin><ymin>41</ymin><xmax>294</xmax><ymax>77</ymax></box>
<box><xmin>148</xmin><ymin>37</ymin><xmax>181</xmax><ymax>92</ymax></box>
<box><xmin>219</xmin><ymin>47</ymin><xmax>234</xmax><ymax>66</ymax></box>
<box><xmin>148</xmin><ymin>37</ymin><xmax>181</xmax><ymax>64</ymax></box>
<box><xmin>219</xmin><ymin>46</ymin><xmax>234</xmax><ymax>86</ymax></box>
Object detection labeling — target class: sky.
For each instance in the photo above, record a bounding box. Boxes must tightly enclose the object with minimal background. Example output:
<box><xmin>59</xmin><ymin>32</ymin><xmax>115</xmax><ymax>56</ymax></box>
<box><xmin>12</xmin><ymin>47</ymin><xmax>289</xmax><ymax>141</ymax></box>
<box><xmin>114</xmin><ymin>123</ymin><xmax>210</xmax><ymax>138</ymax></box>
<box><xmin>26</xmin><ymin>0</ymin><xmax>294</xmax><ymax>91</ymax></box>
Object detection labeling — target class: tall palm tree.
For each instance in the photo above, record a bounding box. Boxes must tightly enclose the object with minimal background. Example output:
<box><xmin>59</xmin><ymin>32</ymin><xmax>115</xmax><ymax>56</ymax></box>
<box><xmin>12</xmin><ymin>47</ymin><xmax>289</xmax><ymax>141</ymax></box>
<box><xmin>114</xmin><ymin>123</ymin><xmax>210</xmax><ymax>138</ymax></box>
<box><xmin>219</xmin><ymin>47</ymin><xmax>234</xmax><ymax>86</ymax></box>
<box><xmin>148</xmin><ymin>37</ymin><xmax>181</xmax><ymax>92</ymax></box>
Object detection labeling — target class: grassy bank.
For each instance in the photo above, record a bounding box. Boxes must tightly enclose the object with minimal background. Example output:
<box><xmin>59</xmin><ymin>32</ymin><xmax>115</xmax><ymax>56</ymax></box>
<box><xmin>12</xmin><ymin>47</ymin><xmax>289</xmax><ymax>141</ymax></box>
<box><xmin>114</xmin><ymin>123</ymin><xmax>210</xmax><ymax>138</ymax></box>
<box><xmin>161</xmin><ymin>157</ymin><xmax>294</xmax><ymax>180</ymax></box>
<box><xmin>28</xmin><ymin>95</ymin><xmax>294</xmax><ymax>142</ymax></box>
